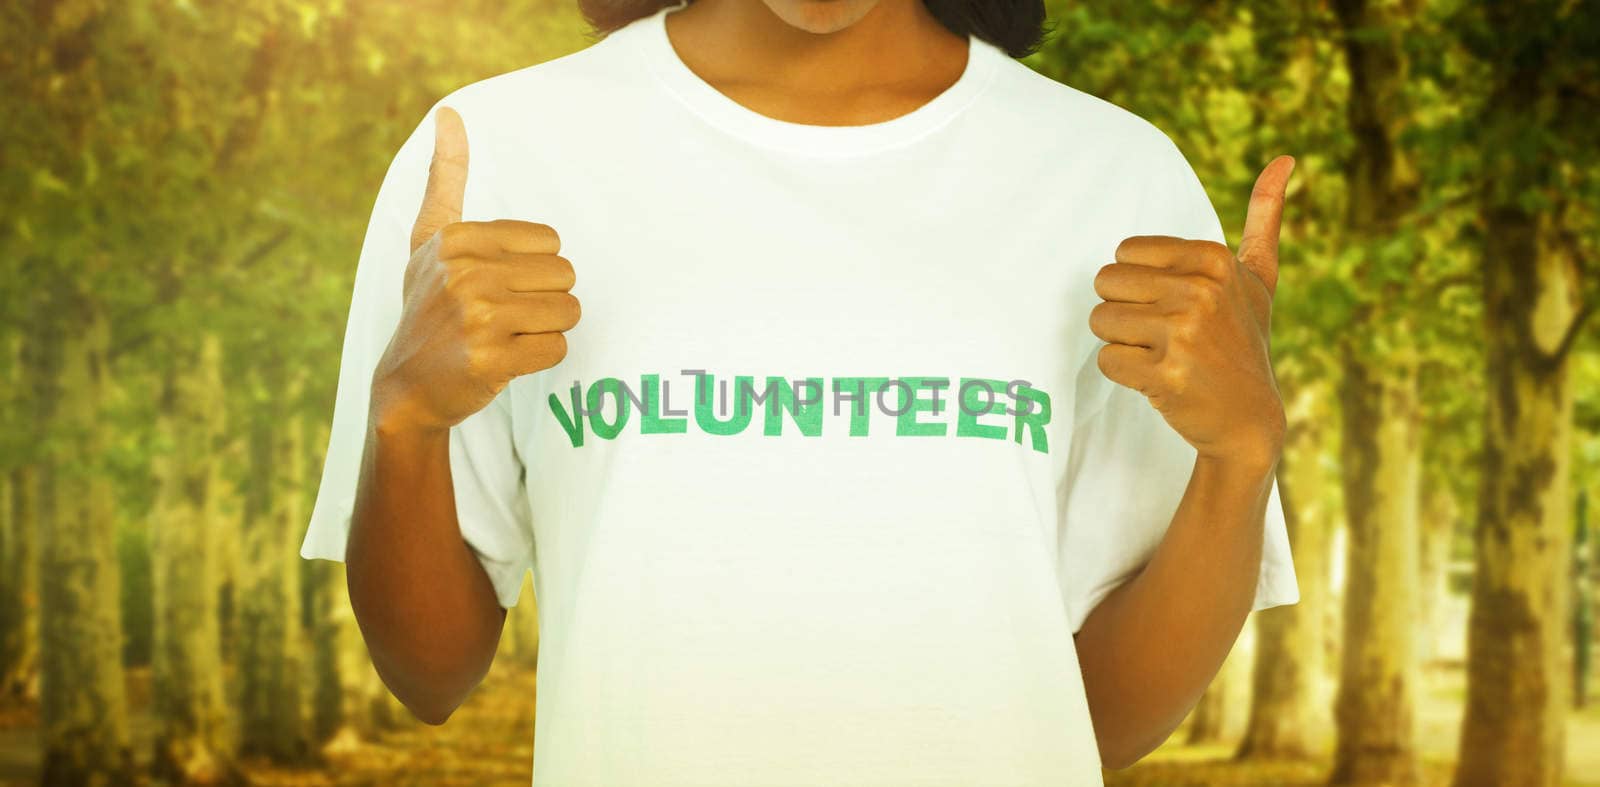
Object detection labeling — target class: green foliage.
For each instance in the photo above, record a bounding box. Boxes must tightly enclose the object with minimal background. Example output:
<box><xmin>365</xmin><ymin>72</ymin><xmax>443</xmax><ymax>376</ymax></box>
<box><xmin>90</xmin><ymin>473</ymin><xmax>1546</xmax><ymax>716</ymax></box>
<box><xmin>1035</xmin><ymin>0</ymin><xmax>1595</xmax><ymax>554</ymax></box>
<box><xmin>0</xmin><ymin>0</ymin><xmax>594</xmax><ymax>542</ymax></box>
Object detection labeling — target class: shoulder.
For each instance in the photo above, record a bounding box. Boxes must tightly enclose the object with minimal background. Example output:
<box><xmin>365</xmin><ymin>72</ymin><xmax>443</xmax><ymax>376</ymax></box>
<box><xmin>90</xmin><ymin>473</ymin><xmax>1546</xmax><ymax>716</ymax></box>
<box><xmin>457</xmin><ymin>29</ymin><xmax>636</xmax><ymax>106</ymax></box>
<box><xmin>441</xmin><ymin>28</ymin><xmax>640</xmax><ymax>128</ymax></box>
<box><xmin>390</xmin><ymin>24</ymin><xmax>648</xmax><ymax>164</ymax></box>
<box><xmin>976</xmin><ymin>58</ymin><xmax>1224</xmax><ymax>247</ymax></box>
<box><xmin>984</xmin><ymin>56</ymin><xmax>1191</xmax><ymax>174</ymax></box>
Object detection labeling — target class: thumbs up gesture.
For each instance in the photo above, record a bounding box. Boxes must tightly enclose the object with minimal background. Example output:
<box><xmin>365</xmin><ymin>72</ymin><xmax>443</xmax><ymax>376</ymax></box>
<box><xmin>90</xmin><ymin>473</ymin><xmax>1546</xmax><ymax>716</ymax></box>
<box><xmin>1088</xmin><ymin>156</ymin><xmax>1295</xmax><ymax>469</ymax></box>
<box><xmin>371</xmin><ymin>106</ymin><xmax>581</xmax><ymax>434</ymax></box>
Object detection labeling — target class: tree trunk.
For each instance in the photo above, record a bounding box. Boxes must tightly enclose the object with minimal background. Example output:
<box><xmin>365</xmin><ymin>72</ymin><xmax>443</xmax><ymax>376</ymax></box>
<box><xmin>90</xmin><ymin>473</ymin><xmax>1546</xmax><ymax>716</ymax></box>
<box><xmin>215</xmin><ymin>435</ymin><xmax>245</xmax><ymax>672</ymax></box>
<box><xmin>1187</xmin><ymin>650</ymin><xmax>1241</xmax><ymax>746</ymax></box>
<box><xmin>1452</xmin><ymin>201</ymin><xmax>1576</xmax><ymax>787</ymax></box>
<box><xmin>1186</xmin><ymin>682</ymin><xmax>1228</xmax><ymax>745</ymax></box>
<box><xmin>1</xmin><ymin>332</ymin><xmax>43</xmax><ymax>701</ymax></box>
<box><xmin>308</xmin><ymin>558</ymin><xmax>345</xmax><ymax>746</ymax></box>
<box><xmin>0</xmin><ymin>473</ymin><xmax>10</xmax><ymax>676</ymax></box>
<box><xmin>1330</xmin><ymin>347</ymin><xmax>1422</xmax><ymax>786</ymax></box>
<box><xmin>1418</xmin><ymin>482</ymin><xmax>1459</xmax><ymax>665</ymax></box>
<box><xmin>0</xmin><ymin>464</ymin><xmax>39</xmax><ymax>702</ymax></box>
<box><xmin>1238</xmin><ymin>382</ymin><xmax>1332</xmax><ymax>760</ymax></box>
<box><xmin>1327</xmin><ymin>1</ymin><xmax>1422</xmax><ymax>782</ymax></box>
<box><xmin>1186</xmin><ymin>625</ymin><xmax>1252</xmax><ymax>747</ymax></box>
<box><xmin>300</xmin><ymin>420</ymin><xmax>350</xmax><ymax>748</ymax></box>
<box><xmin>39</xmin><ymin>308</ymin><xmax>134</xmax><ymax>783</ymax></box>
<box><xmin>236</xmin><ymin>370</ymin><xmax>312</xmax><ymax>761</ymax></box>
<box><xmin>151</xmin><ymin>334</ymin><xmax>238</xmax><ymax>783</ymax></box>
<box><xmin>1576</xmin><ymin>489</ymin><xmax>1592</xmax><ymax>710</ymax></box>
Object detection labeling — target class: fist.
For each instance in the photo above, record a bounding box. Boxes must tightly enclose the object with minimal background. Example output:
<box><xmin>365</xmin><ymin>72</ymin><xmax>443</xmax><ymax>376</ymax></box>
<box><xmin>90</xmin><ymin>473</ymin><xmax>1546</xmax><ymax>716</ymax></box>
<box><xmin>1088</xmin><ymin>156</ymin><xmax>1295</xmax><ymax>468</ymax></box>
<box><xmin>372</xmin><ymin>106</ymin><xmax>581</xmax><ymax>433</ymax></box>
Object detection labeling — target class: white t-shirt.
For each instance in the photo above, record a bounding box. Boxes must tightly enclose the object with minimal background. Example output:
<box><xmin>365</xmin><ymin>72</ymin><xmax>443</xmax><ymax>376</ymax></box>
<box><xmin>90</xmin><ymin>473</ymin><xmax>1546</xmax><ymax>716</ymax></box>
<box><xmin>301</xmin><ymin>3</ymin><xmax>1299</xmax><ymax>785</ymax></box>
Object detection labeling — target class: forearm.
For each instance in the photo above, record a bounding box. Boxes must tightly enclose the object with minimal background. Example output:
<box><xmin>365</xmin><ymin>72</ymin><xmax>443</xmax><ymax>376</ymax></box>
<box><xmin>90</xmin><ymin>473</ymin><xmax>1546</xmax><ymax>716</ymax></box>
<box><xmin>1072</xmin><ymin>452</ymin><xmax>1276</xmax><ymax>768</ymax></box>
<box><xmin>345</xmin><ymin>403</ymin><xmax>507</xmax><ymax>725</ymax></box>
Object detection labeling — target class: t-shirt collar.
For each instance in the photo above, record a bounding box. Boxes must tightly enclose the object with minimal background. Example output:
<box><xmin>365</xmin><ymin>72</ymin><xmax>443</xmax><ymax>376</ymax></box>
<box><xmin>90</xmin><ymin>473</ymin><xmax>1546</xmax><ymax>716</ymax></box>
<box><xmin>628</xmin><ymin>0</ymin><xmax>1004</xmax><ymax>157</ymax></box>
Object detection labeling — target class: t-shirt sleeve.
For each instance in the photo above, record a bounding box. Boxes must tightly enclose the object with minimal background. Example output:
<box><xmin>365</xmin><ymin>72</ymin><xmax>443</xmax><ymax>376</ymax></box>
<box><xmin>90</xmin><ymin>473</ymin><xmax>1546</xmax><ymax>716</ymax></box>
<box><xmin>1057</xmin><ymin>134</ymin><xmax>1299</xmax><ymax>634</ymax></box>
<box><xmin>298</xmin><ymin>103</ymin><xmax>537</xmax><ymax>610</ymax></box>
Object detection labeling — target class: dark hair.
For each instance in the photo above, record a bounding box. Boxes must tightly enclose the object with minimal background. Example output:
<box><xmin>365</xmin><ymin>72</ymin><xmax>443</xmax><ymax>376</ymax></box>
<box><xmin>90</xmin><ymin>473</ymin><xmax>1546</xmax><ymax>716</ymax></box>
<box><xmin>578</xmin><ymin>0</ymin><xmax>1051</xmax><ymax>59</ymax></box>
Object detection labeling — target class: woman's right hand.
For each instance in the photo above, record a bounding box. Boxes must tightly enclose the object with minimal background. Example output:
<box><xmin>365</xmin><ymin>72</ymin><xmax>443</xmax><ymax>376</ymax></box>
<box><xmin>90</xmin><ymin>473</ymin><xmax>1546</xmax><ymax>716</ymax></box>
<box><xmin>371</xmin><ymin>106</ymin><xmax>581</xmax><ymax>434</ymax></box>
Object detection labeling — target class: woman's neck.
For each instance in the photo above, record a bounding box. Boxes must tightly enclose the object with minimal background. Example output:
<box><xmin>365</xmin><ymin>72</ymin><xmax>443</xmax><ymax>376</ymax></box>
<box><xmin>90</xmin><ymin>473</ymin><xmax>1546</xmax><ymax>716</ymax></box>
<box><xmin>662</xmin><ymin>0</ymin><xmax>971</xmax><ymax>126</ymax></box>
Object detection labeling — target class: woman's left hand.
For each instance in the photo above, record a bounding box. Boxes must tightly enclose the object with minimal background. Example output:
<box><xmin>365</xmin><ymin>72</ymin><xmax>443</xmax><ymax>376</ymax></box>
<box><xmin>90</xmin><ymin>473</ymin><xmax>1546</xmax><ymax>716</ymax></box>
<box><xmin>1087</xmin><ymin>156</ymin><xmax>1296</xmax><ymax>470</ymax></box>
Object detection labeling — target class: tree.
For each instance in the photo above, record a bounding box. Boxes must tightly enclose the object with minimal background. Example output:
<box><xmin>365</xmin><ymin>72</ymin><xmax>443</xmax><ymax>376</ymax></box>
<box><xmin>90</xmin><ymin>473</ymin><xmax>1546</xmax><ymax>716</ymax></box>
<box><xmin>0</xmin><ymin>0</ymin><xmax>592</xmax><ymax>779</ymax></box>
<box><xmin>1032</xmin><ymin>0</ymin><xmax>1366</xmax><ymax>767</ymax></box>
<box><xmin>150</xmin><ymin>334</ymin><xmax>237</xmax><ymax>783</ymax></box>
<box><xmin>38</xmin><ymin>305</ymin><xmax>135</xmax><ymax>783</ymax></box>
<box><xmin>0</xmin><ymin>334</ymin><xmax>41</xmax><ymax>701</ymax></box>
<box><xmin>1324</xmin><ymin>0</ymin><xmax>1431</xmax><ymax>782</ymax></box>
<box><xmin>1239</xmin><ymin>382</ymin><xmax>1335</xmax><ymax>760</ymax></box>
<box><xmin>1187</xmin><ymin>638</ymin><xmax>1250</xmax><ymax>745</ymax></box>
<box><xmin>236</xmin><ymin>369</ymin><xmax>312</xmax><ymax>761</ymax></box>
<box><xmin>1444</xmin><ymin>2</ymin><xmax>1600</xmax><ymax>783</ymax></box>
<box><xmin>1576</xmin><ymin>489</ymin><xmax>1592</xmax><ymax>710</ymax></box>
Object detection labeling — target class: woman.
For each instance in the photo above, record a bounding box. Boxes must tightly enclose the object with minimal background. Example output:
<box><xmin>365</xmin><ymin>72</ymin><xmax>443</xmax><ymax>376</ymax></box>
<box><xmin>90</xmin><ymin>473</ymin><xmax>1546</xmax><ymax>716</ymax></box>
<box><xmin>301</xmin><ymin>0</ymin><xmax>1301</xmax><ymax>783</ymax></box>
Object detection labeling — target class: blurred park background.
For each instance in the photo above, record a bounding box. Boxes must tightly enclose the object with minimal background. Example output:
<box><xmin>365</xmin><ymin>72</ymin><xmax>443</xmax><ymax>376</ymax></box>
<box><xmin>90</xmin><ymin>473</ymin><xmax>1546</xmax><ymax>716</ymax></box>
<box><xmin>1</xmin><ymin>0</ymin><xmax>1597</xmax><ymax>784</ymax></box>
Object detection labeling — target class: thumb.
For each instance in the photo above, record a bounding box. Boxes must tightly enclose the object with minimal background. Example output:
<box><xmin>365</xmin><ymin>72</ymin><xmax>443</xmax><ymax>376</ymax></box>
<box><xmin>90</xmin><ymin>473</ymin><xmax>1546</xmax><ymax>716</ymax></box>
<box><xmin>410</xmin><ymin>105</ymin><xmax>469</xmax><ymax>254</ymax></box>
<box><xmin>1236</xmin><ymin>154</ymin><xmax>1295</xmax><ymax>298</ymax></box>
